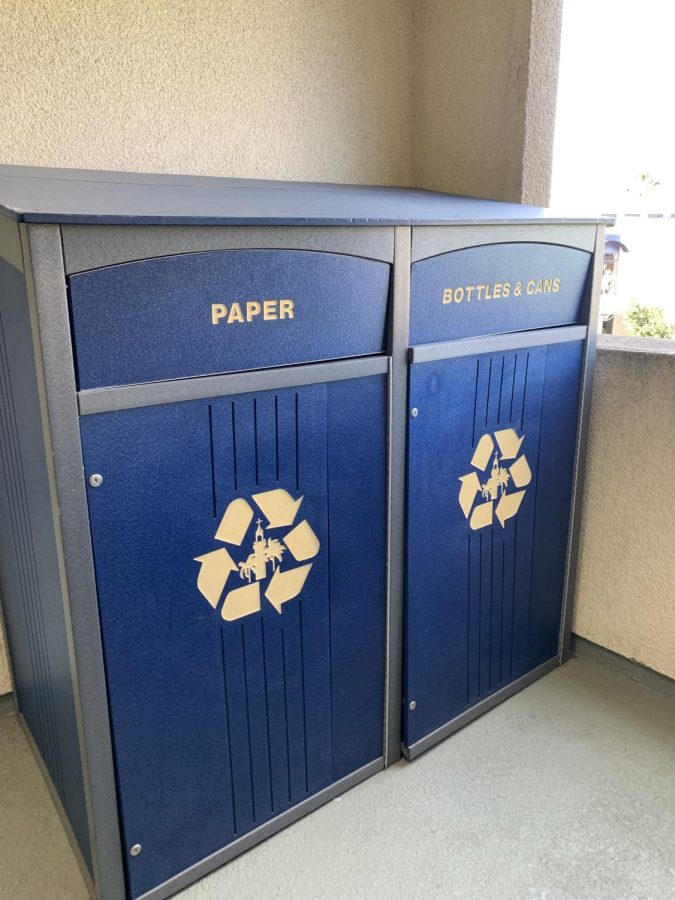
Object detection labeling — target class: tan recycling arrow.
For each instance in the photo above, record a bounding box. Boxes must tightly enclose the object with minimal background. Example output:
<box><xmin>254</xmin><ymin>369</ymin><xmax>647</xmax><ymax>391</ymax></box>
<box><xmin>470</xmin><ymin>501</ymin><xmax>493</xmax><ymax>530</ymax></box>
<box><xmin>222</xmin><ymin>582</ymin><xmax>261</xmax><ymax>621</ymax></box>
<box><xmin>283</xmin><ymin>520</ymin><xmax>320</xmax><ymax>561</ymax></box>
<box><xmin>194</xmin><ymin>548</ymin><xmax>238</xmax><ymax>608</ymax></box>
<box><xmin>509</xmin><ymin>454</ymin><xmax>532</xmax><ymax>488</ymax></box>
<box><xmin>472</xmin><ymin>434</ymin><xmax>495</xmax><ymax>471</ymax></box>
<box><xmin>265</xmin><ymin>563</ymin><xmax>313</xmax><ymax>613</ymax></box>
<box><xmin>495</xmin><ymin>428</ymin><xmax>524</xmax><ymax>460</ymax></box>
<box><xmin>253</xmin><ymin>489</ymin><xmax>303</xmax><ymax>528</ymax></box>
<box><xmin>215</xmin><ymin>497</ymin><xmax>254</xmax><ymax>545</ymax></box>
<box><xmin>495</xmin><ymin>490</ymin><xmax>525</xmax><ymax>527</ymax></box>
<box><xmin>458</xmin><ymin>472</ymin><xmax>481</xmax><ymax>518</ymax></box>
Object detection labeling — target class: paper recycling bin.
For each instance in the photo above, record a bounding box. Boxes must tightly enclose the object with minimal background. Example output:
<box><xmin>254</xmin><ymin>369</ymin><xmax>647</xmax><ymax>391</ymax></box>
<box><xmin>0</xmin><ymin>166</ymin><xmax>606</xmax><ymax>898</ymax></box>
<box><xmin>403</xmin><ymin>230</ymin><xmax>599</xmax><ymax>758</ymax></box>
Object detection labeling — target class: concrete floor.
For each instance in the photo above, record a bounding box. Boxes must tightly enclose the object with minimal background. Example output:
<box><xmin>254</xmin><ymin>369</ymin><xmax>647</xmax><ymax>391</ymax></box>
<box><xmin>1</xmin><ymin>655</ymin><xmax>674</xmax><ymax>900</ymax></box>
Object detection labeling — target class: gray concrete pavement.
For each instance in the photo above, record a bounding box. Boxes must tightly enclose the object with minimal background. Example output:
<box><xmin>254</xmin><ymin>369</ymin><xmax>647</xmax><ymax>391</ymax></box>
<box><xmin>1</xmin><ymin>655</ymin><xmax>673</xmax><ymax>900</ymax></box>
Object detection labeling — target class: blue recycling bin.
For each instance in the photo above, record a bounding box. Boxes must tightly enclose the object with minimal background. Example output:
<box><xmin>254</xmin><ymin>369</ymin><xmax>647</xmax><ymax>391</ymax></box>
<box><xmin>0</xmin><ymin>165</ymin><xmax>605</xmax><ymax>898</ymax></box>
<box><xmin>71</xmin><ymin>249</ymin><xmax>391</xmax><ymax>896</ymax></box>
<box><xmin>403</xmin><ymin>239</ymin><xmax>595</xmax><ymax>758</ymax></box>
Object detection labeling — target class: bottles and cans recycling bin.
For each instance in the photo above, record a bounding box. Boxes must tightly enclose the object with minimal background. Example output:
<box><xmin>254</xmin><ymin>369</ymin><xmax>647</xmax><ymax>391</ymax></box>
<box><xmin>402</xmin><ymin>230</ymin><xmax>601</xmax><ymax>758</ymax></box>
<box><xmin>0</xmin><ymin>165</ymin><xmax>606</xmax><ymax>898</ymax></box>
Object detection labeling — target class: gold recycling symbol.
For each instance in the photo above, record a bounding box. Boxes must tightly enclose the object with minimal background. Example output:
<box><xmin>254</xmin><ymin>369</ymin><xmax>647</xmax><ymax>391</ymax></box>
<box><xmin>458</xmin><ymin>428</ymin><xmax>532</xmax><ymax>530</ymax></box>
<box><xmin>194</xmin><ymin>489</ymin><xmax>320</xmax><ymax>621</ymax></box>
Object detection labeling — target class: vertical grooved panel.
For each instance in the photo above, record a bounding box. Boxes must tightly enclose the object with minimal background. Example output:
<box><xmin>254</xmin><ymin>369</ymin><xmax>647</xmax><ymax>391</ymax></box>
<box><xmin>80</xmin><ymin>374</ymin><xmax>387</xmax><ymax>896</ymax></box>
<box><xmin>405</xmin><ymin>341</ymin><xmax>584</xmax><ymax>749</ymax></box>
<box><xmin>219</xmin><ymin>629</ymin><xmax>237</xmax><ymax>835</ymax></box>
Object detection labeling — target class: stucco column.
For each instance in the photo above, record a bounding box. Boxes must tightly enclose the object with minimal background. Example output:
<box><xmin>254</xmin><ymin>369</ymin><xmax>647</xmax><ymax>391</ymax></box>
<box><xmin>412</xmin><ymin>0</ymin><xmax>563</xmax><ymax>206</ymax></box>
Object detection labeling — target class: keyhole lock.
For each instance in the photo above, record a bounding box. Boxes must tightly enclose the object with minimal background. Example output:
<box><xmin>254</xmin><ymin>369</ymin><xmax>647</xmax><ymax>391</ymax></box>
<box><xmin>410</xmin><ymin>408</ymin><xmax>419</xmax><ymax>418</ymax></box>
<box><xmin>88</xmin><ymin>473</ymin><xmax>103</xmax><ymax>488</ymax></box>
<box><xmin>129</xmin><ymin>844</ymin><xmax>142</xmax><ymax>857</ymax></box>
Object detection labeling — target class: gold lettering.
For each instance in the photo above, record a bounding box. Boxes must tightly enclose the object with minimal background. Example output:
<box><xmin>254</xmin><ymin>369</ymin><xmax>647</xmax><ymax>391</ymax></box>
<box><xmin>228</xmin><ymin>303</ymin><xmax>244</xmax><ymax>324</ymax></box>
<box><xmin>441</xmin><ymin>275</ymin><xmax>562</xmax><ymax>309</ymax></box>
<box><xmin>211</xmin><ymin>303</ymin><xmax>228</xmax><ymax>324</ymax></box>
<box><xmin>280</xmin><ymin>299</ymin><xmax>295</xmax><ymax>320</ymax></box>
<box><xmin>263</xmin><ymin>300</ymin><xmax>278</xmax><ymax>320</ymax></box>
<box><xmin>246</xmin><ymin>301</ymin><xmax>262</xmax><ymax>322</ymax></box>
<box><xmin>212</xmin><ymin>298</ymin><xmax>296</xmax><ymax>324</ymax></box>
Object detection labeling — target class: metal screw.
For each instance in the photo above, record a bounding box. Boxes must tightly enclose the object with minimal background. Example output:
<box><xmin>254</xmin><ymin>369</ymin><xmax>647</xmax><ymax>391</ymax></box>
<box><xmin>88</xmin><ymin>474</ymin><xmax>103</xmax><ymax>488</ymax></box>
<box><xmin>410</xmin><ymin>407</ymin><xmax>419</xmax><ymax>418</ymax></box>
<box><xmin>129</xmin><ymin>844</ymin><xmax>142</xmax><ymax>857</ymax></box>
<box><xmin>409</xmin><ymin>700</ymin><xmax>417</xmax><ymax>710</ymax></box>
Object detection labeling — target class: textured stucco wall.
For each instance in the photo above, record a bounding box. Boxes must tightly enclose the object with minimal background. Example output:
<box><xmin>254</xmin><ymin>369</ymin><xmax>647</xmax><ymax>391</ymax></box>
<box><xmin>0</xmin><ymin>0</ymin><xmax>414</xmax><ymax>185</ymax></box>
<box><xmin>0</xmin><ymin>1</ymin><xmax>561</xmax><ymax>200</ymax></box>
<box><xmin>573</xmin><ymin>338</ymin><xmax>675</xmax><ymax>680</ymax></box>
<box><xmin>520</xmin><ymin>0</ymin><xmax>562</xmax><ymax>206</ymax></box>
<box><xmin>412</xmin><ymin>0</ymin><xmax>530</xmax><ymax>202</ymax></box>
<box><xmin>411</xmin><ymin>0</ymin><xmax>561</xmax><ymax>205</ymax></box>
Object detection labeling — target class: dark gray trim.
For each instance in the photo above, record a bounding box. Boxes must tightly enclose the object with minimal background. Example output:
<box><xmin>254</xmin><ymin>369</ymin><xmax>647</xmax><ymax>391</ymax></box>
<box><xmin>383</xmin><ymin>226</ymin><xmax>410</xmax><ymax>768</ymax></box>
<box><xmin>572</xmin><ymin>635</ymin><xmax>675</xmax><ymax>699</ymax></box>
<box><xmin>78</xmin><ymin>356</ymin><xmax>390</xmax><ymax>416</ymax></box>
<box><xmin>0</xmin><ymin>165</ymin><xmax>612</xmax><ymax>227</ymax></box>
<box><xmin>137</xmin><ymin>757</ymin><xmax>384</xmax><ymax>900</ymax></box>
<box><xmin>17</xmin><ymin>712</ymin><xmax>95</xmax><ymax>897</ymax></box>
<box><xmin>559</xmin><ymin>227</ymin><xmax>604</xmax><ymax>662</ymax></box>
<box><xmin>62</xmin><ymin>225</ymin><xmax>395</xmax><ymax>273</ymax></box>
<box><xmin>22</xmin><ymin>224</ymin><xmax>125</xmax><ymax>900</ymax></box>
<box><xmin>403</xmin><ymin>656</ymin><xmax>559</xmax><ymax>760</ymax></box>
<box><xmin>409</xmin><ymin>325</ymin><xmax>588</xmax><ymax>365</ymax></box>
<box><xmin>0</xmin><ymin>215</ymin><xmax>23</xmax><ymax>271</ymax></box>
<box><xmin>411</xmin><ymin>223</ymin><xmax>598</xmax><ymax>261</ymax></box>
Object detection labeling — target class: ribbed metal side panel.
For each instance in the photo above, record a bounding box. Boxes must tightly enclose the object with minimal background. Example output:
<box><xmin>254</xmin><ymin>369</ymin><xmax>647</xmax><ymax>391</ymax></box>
<box><xmin>0</xmin><ymin>257</ymin><xmax>91</xmax><ymax>869</ymax></box>
<box><xmin>0</xmin><ymin>310</ymin><xmax>65</xmax><ymax>789</ymax></box>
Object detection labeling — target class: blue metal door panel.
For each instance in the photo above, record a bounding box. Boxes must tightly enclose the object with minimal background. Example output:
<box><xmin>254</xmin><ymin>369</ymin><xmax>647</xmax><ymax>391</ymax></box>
<box><xmin>410</xmin><ymin>243</ymin><xmax>591</xmax><ymax>344</ymax></box>
<box><xmin>404</xmin><ymin>341</ymin><xmax>583</xmax><ymax>749</ymax></box>
<box><xmin>80</xmin><ymin>376</ymin><xmax>387</xmax><ymax>897</ymax></box>
<box><xmin>69</xmin><ymin>250</ymin><xmax>391</xmax><ymax>389</ymax></box>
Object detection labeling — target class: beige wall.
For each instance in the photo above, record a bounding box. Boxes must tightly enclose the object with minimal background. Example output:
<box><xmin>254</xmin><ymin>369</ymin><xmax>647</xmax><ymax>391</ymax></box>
<box><xmin>0</xmin><ymin>0</ymin><xmax>560</xmax><ymax>200</ymax></box>
<box><xmin>573</xmin><ymin>338</ymin><xmax>675</xmax><ymax>680</ymax></box>
<box><xmin>412</xmin><ymin>0</ymin><xmax>561</xmax><ymax>205</ymax></box>
<box><xmin>0</xmin><ymin>0</ymin><xmax>414</xmax><ymax>185</ymax></box>
<box><xmin>520</xmin><ymin>0</ymin><xmax>563</xmax><ymax>206</ymax></box>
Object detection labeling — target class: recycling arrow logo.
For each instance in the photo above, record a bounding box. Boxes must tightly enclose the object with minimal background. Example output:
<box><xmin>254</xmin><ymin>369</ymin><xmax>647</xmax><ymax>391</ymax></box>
<box><xmin>458</xmin><ymin>428</ymin><xmax>532</xmax><ymax>530</ymax></box>
<box><xmin>194</xmin><ymin>489</ymin><xmax>320</xmax><ymax>621</ymax></box>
